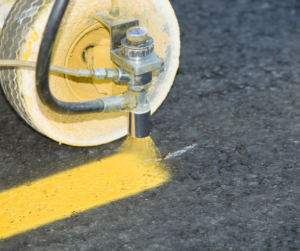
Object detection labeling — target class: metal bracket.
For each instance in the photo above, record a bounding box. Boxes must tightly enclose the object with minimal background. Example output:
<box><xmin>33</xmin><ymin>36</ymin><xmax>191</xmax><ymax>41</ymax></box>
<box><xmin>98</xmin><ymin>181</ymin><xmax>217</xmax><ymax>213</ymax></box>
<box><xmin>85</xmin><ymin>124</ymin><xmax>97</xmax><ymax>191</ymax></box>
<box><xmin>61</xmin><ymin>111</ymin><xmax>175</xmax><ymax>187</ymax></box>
<box><xmin>93</xmin><ymin>10</ymin><xmax>139</xmax><ymax>50</ymax></box>
<box><xmin>111</xmin><ymin>49</ymin><xmax>162</xmax><ymax>75</ymax></box>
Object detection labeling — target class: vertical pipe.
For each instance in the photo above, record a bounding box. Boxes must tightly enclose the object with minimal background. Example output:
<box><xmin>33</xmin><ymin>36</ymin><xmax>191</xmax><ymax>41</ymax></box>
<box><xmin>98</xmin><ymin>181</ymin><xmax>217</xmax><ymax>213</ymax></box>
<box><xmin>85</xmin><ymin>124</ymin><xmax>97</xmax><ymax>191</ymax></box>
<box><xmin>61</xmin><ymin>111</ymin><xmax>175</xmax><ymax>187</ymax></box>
<box><xmin>111</xmin><ymin>0</ymin><xmax>118</xmax><ymax>9</ymax></box>
<box><xmin>110</xmin><ymin>0</ymin><xmax>120</xmax><ymax>17</ymax></box>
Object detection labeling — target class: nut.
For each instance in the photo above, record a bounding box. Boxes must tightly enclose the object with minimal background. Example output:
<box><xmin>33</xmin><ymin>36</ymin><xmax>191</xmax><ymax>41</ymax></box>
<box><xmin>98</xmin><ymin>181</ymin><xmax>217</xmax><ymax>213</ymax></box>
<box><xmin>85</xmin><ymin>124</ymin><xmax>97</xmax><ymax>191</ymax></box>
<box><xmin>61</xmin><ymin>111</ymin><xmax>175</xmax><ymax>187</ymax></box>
<box><xmin>93</xmin><ymin>68</ymin><xmax>106</xmax><ymax>80</ymax></box>
<box><xmin>105</xmin><ymin>68</ymin><xmax>114</xmax><ymax>79</ymax></box>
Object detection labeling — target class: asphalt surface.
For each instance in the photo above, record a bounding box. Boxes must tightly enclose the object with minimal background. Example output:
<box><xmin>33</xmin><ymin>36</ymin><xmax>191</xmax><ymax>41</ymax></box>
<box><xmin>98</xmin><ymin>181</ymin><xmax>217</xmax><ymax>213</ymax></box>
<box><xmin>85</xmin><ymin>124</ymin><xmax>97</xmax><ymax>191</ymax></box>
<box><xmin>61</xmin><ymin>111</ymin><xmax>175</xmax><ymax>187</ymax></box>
<box><xmin>1</xmin><ymin>0</ymin><xmax>300</xmax><ymax>250</ymax></box>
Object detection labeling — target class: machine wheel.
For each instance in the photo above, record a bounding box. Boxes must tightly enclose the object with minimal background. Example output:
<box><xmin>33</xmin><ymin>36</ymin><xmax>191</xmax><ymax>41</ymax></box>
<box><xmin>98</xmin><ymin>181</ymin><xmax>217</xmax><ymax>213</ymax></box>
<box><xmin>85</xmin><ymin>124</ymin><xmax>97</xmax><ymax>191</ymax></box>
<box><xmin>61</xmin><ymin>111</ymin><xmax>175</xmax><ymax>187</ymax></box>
<box><xmin>0</xmin><ymin>0</ymin><xmax>180</xmax><ymax>146</ymax></box>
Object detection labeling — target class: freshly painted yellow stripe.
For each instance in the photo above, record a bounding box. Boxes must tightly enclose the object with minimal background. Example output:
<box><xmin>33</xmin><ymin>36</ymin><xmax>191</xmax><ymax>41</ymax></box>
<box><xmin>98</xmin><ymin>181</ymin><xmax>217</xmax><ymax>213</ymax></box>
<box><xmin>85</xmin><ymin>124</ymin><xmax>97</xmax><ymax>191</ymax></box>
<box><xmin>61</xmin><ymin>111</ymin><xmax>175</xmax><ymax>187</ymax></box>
<box><xmin>0</xmin><ymin>138</ymin><xmax>170</xmax><ymax>239</ymax></box>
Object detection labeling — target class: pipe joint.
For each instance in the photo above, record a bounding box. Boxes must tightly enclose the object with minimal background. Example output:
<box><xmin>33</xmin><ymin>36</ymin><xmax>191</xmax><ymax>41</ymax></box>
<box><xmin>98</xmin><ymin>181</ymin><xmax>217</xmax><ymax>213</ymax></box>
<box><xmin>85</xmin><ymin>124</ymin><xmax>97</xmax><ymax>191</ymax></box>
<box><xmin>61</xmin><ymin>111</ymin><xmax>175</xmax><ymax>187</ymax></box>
<box><xmin>99</xmin><ymin>93</ymin><xmax>137</xmax><ymax>113</ymax></box>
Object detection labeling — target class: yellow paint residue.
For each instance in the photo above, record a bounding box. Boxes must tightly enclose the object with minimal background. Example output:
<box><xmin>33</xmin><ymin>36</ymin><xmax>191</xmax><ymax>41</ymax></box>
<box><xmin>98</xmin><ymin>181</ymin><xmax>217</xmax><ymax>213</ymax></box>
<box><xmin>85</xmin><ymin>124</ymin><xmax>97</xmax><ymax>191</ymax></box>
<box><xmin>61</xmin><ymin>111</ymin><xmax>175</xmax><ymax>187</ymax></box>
<box><xmin>23</xmin><ymin>31</ymin><xmax>39</xmax><ymax>61</ymax></box>
<box><xmin>0</xmin><ymin>137</ymin><xmax>169</xmax><ymax>239</ymax></box>
<box><xmin>19</xmin><ymin>0</ymin><xmax>180</xmax><ymax>146</ymax></box>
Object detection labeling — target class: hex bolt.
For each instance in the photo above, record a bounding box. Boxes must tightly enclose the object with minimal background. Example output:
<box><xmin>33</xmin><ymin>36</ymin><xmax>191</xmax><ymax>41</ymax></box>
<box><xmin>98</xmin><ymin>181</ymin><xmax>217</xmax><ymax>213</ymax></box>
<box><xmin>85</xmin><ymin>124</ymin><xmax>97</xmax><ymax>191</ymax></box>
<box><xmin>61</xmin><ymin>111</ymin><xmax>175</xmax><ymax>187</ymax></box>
<box><xmin>93</xmin><ymin>68</ymin><xmax>106</xmax><ymax>80</ymax></box>
<box><xmin>105</xmin><ymin>68</ymin><xmax>115</xmax><ymax>79</ymax></box>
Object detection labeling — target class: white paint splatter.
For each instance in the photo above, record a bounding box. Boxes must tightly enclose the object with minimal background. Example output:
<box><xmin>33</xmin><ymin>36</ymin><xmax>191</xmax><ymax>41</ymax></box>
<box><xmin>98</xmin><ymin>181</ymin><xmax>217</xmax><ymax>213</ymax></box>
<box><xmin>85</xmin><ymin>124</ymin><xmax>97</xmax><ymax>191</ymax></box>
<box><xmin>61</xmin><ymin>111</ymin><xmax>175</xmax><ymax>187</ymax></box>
<box><xmin>16</xmin><ymin>6</ymin><xmax>38</xmax><ymax>25</ymax></box>
<box><xmin>164</xmin><ymin>143</ymin><xmax>198</xmax><ymax>160</ymax></box>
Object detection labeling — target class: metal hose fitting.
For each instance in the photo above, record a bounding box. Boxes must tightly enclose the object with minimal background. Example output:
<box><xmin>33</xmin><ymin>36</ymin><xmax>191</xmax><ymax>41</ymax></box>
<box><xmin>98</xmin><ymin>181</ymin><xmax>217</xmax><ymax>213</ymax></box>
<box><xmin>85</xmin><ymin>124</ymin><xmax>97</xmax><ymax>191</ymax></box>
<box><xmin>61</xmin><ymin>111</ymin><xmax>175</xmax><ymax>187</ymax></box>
<box><xmin>100</xmin><ymin>93</ymin><xmax>136</xmax><ymax>113</ymax></box>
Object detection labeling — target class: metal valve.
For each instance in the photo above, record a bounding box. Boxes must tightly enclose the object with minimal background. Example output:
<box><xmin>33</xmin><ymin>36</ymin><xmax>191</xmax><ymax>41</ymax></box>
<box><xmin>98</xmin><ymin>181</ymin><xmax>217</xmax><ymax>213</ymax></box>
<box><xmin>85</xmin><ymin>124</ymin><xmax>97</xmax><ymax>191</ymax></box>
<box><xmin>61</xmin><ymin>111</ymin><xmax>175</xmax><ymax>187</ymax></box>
<box><xmin>121</xmin><ymin>27</ymin><xmax>154</xmax><ymax>60</ymax></box>
<box><xmin>93</xmin><ymin>11</ymin><xmax>164</xmax><ymax>138</ymax></box>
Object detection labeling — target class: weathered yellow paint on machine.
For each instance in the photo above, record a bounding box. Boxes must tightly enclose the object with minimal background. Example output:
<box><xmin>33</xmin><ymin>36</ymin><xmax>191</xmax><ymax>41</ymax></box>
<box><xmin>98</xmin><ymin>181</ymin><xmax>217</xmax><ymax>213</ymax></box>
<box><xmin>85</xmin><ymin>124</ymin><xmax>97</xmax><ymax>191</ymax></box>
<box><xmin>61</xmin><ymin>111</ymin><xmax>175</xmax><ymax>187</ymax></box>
<box><xmin>0</xmin><ymin>137</ymin><xmax>169</xmax><ymax>239</ymax></box>
<box><xmin>23</xmin><ymin>31</ymin><xmax>39</xmax><ymax>61</ymax></box>
<box><xmin>16</xmin><ymin>0</ymin><xmax>180</xmax><ymax>146</ymax></box>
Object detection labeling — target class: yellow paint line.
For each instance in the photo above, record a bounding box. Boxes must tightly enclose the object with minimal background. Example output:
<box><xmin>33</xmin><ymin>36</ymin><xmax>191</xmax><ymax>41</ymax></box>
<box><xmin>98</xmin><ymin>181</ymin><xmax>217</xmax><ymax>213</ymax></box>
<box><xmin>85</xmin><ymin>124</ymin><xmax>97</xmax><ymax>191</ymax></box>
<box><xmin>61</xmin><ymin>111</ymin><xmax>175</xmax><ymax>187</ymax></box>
<box><xmin>0</xmin><ymin>138</ymin><xmax>170</xmax><ymax>239</ymax></box>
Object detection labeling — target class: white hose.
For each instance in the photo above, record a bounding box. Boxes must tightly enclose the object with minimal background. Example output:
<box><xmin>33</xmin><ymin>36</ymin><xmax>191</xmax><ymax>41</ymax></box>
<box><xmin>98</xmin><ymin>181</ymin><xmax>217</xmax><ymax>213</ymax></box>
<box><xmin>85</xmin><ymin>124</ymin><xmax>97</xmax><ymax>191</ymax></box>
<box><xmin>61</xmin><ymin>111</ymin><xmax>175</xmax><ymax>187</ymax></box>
<box><xmin>0</xmin><ymin>59</ymin><xmax>90</xmax><ymax>77</ymax></box>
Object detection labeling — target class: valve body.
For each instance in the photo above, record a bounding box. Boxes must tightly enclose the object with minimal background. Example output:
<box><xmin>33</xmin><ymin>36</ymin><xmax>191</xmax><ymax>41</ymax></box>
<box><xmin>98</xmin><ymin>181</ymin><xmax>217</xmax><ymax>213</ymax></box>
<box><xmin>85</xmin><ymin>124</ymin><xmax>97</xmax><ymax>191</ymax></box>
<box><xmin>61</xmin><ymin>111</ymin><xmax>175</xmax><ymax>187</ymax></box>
<box><xmin>119</xmin><ymin>26</ymin><xmax>156</xmax><ymax>138</ymax></box>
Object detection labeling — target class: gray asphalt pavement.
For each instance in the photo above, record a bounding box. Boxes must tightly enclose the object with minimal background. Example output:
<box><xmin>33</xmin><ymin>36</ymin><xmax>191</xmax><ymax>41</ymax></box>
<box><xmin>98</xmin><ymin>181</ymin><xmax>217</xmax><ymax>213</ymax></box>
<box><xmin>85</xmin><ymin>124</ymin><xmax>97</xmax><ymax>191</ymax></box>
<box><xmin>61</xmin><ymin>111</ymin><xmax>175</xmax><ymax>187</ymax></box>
<box><xmin>1</xmin><ymin>0</ymin><xmax>300</xmax><ymax>250</ymax></box>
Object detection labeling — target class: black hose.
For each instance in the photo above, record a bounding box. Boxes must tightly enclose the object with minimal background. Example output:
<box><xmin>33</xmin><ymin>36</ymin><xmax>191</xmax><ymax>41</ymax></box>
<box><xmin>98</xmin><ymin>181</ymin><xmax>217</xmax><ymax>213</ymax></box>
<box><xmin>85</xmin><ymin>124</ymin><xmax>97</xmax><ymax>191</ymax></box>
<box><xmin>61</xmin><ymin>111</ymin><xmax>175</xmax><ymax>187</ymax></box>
<box><xmin>36</xmin><ymin>0</ymin><xmax>104</xmax><ymax>114</ymax></box>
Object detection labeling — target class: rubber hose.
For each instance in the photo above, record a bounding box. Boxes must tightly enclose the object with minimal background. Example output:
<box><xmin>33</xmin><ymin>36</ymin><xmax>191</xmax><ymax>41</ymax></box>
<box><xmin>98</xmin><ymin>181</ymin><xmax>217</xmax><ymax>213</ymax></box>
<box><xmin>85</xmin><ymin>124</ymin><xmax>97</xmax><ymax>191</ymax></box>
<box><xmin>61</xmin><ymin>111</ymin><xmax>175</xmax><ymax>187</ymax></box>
<box><xmin>36</xmin><ymin>0</ymin><xmax>104</xmax><ymax>114</ymax></box>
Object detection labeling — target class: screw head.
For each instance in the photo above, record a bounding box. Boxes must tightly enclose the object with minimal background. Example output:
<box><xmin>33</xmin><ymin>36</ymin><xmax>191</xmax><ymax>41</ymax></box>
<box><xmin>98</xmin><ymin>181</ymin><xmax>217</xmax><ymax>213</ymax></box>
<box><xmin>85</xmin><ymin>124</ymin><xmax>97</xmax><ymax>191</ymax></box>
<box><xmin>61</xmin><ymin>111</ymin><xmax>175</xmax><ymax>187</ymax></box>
<box><xmin>126</xmin><ymin>27</ymin><xmax>148</xmax><ymax>45</ymax></box>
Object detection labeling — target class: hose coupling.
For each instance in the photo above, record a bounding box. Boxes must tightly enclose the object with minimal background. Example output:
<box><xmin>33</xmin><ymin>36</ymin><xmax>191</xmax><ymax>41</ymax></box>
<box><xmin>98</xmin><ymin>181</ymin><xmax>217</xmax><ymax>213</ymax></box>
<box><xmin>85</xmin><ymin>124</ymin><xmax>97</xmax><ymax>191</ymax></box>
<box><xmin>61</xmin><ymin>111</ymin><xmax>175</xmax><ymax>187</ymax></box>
<box><xmin>93</xmin><ymin>67</ymin><xmax>130</xmax><ymax>83</ymax></box>
<box><xmin>77</xmin><ymin>69</ymin><xmax>94</xmax><ymax>78</ymax></box>
<box><xmin>99</xmin><ymin>93</ymin><xmax>136</xmax><ymax>113</ymax></box>
<box><xmin>114</xmin><ymin>67</ymin><xmax>131</xmax><ymax>83</ymax></box>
